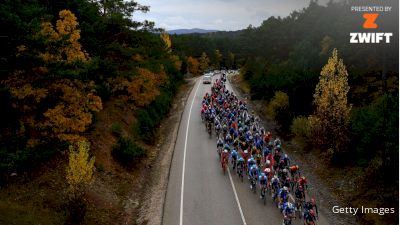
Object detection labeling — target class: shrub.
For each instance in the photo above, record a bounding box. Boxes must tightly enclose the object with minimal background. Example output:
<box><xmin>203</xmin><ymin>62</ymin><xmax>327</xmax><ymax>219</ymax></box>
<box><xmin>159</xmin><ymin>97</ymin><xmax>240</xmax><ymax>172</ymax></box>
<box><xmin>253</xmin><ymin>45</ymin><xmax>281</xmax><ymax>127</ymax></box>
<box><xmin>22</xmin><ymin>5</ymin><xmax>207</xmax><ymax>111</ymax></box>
<box><xmin>112</xmin><ymin>137</ymin><xmax>144</xmax><ymax>166</ymax></box>
<box><xmin>266</xmin><ymin>91</ymin><xmax>289</xmax><ymax>119</ymax></box>
<box><xmin>66</xmin><ymin>141</ymin><xmax>95</xmax><ymax>224</ymax></box>
<box><xmin>266</xmin><ymin>91</ymin><xmax>291</xmax><ymax>131</ymax></box>
<box><xmin>111</xmin><ymin>123</ymin><xmax>123</xmax><ymax>137</ymax></box>
<box><xmin>291</xmin><ymin>116</ymin><xmax>312</xmax><ymax>149</ymax></box>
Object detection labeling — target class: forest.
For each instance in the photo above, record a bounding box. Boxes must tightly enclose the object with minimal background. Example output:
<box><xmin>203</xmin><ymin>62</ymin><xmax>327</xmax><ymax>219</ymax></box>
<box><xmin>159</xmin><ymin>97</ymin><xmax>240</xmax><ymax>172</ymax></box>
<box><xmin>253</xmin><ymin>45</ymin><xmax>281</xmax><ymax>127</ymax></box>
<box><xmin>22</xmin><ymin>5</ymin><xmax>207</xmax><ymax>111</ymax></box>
<box><xmin>0</xmin><ymin>0</ymin><xmax>184</xmax><ymax>223</ymax></box>
<box><xmin>171</xmin><ymin>0</ymin><xmax>398</xmax><ymax>224</ymax></box>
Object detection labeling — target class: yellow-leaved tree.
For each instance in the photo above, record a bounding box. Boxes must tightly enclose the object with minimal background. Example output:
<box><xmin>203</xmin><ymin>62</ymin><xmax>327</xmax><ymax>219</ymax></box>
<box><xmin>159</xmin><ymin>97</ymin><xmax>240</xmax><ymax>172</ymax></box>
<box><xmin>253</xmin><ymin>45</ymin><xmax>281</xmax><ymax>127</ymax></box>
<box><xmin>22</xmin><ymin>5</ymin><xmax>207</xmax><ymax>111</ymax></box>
<box><xmin>39</xmin><ymin>9</ymin><xmax>89</xmax><ymax>62</ymax></box>
<box><xmin>160</xmin><ymin>32</ymin><xmax>172</xmax><ymax>52</ymax></box>
<box><xmin>310</xmin><ymin>48</ymin><xmax>351</xmax><ymax>155</ymax></box>
<box><xmin>199</xmin><ymin>52</ymin><xmax>209</xmax><ymax>73</ymax></box>
<box><xmin>66</xmin><ymin>141</ymin><xmax>95</xmax><ymax>223</ymax></box>
<box><xmin>187</xmin><ymin>56</ymin><xmax>200</xmax><ymax>75</ymax></box>
<box><xmin>66</xmin><ymin>141</ymin><xmax>95</xmax><ymax>200</ymax></box>
<box><xmin>2</xmin><ymin>9</ymin><xmax>100</xmax><ymax>147</ymax></box>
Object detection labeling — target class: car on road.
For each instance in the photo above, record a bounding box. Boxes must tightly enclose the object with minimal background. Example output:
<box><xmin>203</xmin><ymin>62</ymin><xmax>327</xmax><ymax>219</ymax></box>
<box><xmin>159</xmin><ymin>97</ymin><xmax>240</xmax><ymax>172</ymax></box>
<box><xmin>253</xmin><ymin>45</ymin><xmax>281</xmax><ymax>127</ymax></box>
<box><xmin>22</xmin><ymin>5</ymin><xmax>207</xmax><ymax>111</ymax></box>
<box><xmin>203</xmin><ymin>74</ymin><xmax>212</xmax><ymax>84</ymax></box>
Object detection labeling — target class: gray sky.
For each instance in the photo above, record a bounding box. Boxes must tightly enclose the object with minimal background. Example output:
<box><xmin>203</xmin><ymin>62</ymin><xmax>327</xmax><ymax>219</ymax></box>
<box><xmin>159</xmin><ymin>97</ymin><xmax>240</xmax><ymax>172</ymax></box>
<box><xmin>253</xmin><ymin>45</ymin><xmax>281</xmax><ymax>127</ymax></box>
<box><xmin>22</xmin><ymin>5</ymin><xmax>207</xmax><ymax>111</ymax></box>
<box><xmin>133</xmin><ymin>0</ymin><xmax>324</xmax><ymax>31</ymax></box>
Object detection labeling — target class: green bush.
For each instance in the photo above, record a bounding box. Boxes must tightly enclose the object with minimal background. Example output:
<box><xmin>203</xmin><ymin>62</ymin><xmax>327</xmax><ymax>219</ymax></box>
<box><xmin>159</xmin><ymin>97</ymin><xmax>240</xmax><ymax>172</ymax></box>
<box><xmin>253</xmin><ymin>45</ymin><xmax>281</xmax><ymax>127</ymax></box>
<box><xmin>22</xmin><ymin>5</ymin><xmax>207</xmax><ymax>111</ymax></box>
<box><xmin>111</xmin><ymin>123</ymin><xmax>123</xmax><ymax>137</ymax></box>
<box><xmin>266</xmin><ymin>91</ymin><xmax>291</xmax><ymax>131</ymax></box>
<box><xmin>266</xmin><ymin>91</ymin><xmax>289</xmax><ymax>119</ymax></box>
<box><xmin>112</xmin><ymin>137</ymin><xmax>144</xmax><ymax>166</ymax></box>
<box><xmin>291</xmin><ymin>116</ymin><xmax>312</xmax><ymax>149</ymax></box>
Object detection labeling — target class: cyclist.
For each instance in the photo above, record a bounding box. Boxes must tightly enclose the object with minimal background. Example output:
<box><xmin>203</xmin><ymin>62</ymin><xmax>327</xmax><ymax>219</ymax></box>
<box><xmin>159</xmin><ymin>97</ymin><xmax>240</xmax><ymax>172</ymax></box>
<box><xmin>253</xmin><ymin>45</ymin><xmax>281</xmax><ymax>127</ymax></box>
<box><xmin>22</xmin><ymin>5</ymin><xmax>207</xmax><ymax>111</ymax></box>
<box><xmin>295</xmin><ymin>185</ymin><xmax>305</xmax><ymax>201</ymax></box>
<box><xmin>258</xmin><ymin>172</ymin><xmax>268</xmax><ymax>199</ymax></box>
<box><xmin>283</xmin><ymin>154</ymin><xmax>290</xmax><ymax>167</ymax></box>
<box><xmin>278</xmin><ymin>186</ymin><xmax>289</xmax><ymax>207</ymax></box>
<box><xmin>237</xmin><ymin>157</ymin><xmax>245</xmax><ymax>176</ymax></box>
<box><xmin>221</xmin><ymin>149</ymin><xmax>230</xmax><ymax>170</ymax></box>
<box><xmin>282</xmin><ymin>202</ymin><xmax>296</xmax><ymax>219</ymax></box>
<box><xmin>249</xmin><ymin>165</ymin><xmax>259</xmax><ymax>189</ymax></box>
<box><xmin>304</xmin><ymin>198</ymin><xmax>319</xmax><ymax>220</ymax></box>
<box><xmin>303</xmin><ymin>209</ymin><xmax>316</xmax><ymax>225</ymax></box>
<box><xmin>247</xmin><ymin>156</ymin><xmax>256</xmax><ymax>178</ymax></box>
<box><xmin>298</xmin><ymin>176</ymin><xmax>308</xmax><ymax>190</ymax></box>
<box><xmin>289</xmin><ymin>164</ymin><xmax>300</xmax><ymax>179</ymax></box>
<box><xmin>225</xmin><ymin>133</ymin><xmax>232</xmax><ymax>145</ymax></box>
<box><xmin>217</xmin><ymin>138</ymin><xmax>224</xmax><ymax>155</ymax></box>
<box><xmin>215</xmin><ymin>123</ymin><xmax>222</xmax><ymax>137</ymax></box>
<box><xmin>231</xmin><ymin>148</ymin><xmax>238</xmax><ymax>169</ymax></box>
<box><xmin>224</xmin><ymin>143</ymin><xmax>231</xmax><ymax>152</ymax></box>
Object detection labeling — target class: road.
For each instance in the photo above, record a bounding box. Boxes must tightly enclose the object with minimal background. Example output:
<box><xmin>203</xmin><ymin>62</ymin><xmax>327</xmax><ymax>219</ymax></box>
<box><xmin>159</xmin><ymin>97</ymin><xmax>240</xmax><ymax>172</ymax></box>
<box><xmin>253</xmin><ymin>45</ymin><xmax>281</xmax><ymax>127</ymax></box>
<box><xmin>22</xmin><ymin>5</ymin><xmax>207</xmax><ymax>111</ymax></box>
<box><xmin>162</xmin><ymin>75</ymin><xmax>331</xmax><ymax>225</ymax></box>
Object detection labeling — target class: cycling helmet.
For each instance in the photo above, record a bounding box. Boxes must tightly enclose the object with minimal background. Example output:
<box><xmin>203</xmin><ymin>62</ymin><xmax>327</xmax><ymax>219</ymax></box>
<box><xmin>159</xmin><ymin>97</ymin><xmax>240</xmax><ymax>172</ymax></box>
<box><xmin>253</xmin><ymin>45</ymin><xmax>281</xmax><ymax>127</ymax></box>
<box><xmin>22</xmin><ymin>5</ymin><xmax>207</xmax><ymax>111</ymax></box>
<box><xmin>266</xmin><ymin>160</ymin><xmax>271</xmax><ymax>165</ymax></box>
<box><xmin>283</xmin><ymin>168</ymin><xmax>288</xmax><ymax>173</ymax></box>
<box><xmin>223</xmin><ymin>149</ymin><xmax>228</xmax><ymax>153</ymax></box>
<box><xmin>244</xmin><ymin>150</ymin><xmax>248</xmax><ymax>154</ymax></box>
<box><xmin>264</xmin><ymin>168</ymin><xmax>271</xmax><ymax>173</ymax></box>
<box><xmin>283</xmin><ymin>186</ymin><xmax>288</xmax><ymax>191</ymax></box>
<box><xmin>284</xmin><ymin>154</ymin><xmax>288</xmax><ymax>158</ymax></box>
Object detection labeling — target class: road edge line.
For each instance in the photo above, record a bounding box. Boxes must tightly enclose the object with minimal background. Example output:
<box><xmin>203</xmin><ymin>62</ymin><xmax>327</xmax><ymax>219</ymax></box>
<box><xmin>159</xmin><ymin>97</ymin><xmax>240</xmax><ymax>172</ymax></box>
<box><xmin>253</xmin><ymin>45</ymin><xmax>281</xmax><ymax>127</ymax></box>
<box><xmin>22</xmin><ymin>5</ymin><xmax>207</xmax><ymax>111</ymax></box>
<box><xmin>161</xmin><ymin>78</ymin><xmax>198</xmax><ymax>225</ymax></box>
<box><xmin>180</xmin><ymin>79</ymin><xmax>201</xmax><ymax>225</ymax></box>
<box><xmin>228</xmin><ymin>169</ymin><xmax>248</xmax><ymax>225</ymax></box>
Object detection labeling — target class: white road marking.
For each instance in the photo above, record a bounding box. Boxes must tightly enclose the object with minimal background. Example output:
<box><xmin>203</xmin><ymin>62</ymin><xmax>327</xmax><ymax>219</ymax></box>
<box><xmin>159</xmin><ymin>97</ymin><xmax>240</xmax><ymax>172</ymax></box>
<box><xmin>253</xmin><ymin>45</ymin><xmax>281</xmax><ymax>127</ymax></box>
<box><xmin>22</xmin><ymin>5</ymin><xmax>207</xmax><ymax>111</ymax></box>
<box><xmin>180</xmin><ymin>79</ymin><xmax>201</xmax><ymax>225</ymax></box>
<box><xmin>228</xmin><ymin>169</ymin><xmax>248</xmax><ymax>225</ymax></box>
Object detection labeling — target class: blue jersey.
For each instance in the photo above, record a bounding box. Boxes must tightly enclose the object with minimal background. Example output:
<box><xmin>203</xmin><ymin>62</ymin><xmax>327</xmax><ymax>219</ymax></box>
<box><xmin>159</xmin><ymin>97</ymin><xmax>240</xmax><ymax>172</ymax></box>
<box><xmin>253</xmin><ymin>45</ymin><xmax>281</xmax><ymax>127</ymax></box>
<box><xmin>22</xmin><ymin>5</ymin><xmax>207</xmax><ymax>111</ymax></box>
<box><xmin>279</xmin><ymin>189</ymin><xmax>288</xmax><ymax>201</ymax></box>
<box><xmin>247</xmin><ymin>158</ymin><xmax>256</xmax><ymax>169</ymax></box>
<box><xmin>283</xmin><ymin>203</ymin><xmax>294</xmax><ymax>214</ymax></box>
<box><xmin>250</xmin><ymin>166</ymin><xmax>259</xmax><ymax>178</ymax></box>
<box><xmin>231</xmin><ymin>150</ymin><xmax>238</xmax><ymax>159</ymax></box>
<box><xmin>259</xmin><ymin>175</ymin><xmax>268</xmax><ymax>185</ymax></box>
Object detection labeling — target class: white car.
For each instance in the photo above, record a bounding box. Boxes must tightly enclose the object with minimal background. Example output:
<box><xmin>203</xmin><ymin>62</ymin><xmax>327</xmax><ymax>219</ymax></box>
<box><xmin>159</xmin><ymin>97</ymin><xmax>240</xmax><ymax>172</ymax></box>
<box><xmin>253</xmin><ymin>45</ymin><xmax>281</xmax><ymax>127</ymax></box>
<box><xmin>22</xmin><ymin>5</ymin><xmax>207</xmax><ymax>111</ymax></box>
<box><xmin>203</xmin><ymin>75</ymin><xmax>212</xmax><ymax>84</ymax></box>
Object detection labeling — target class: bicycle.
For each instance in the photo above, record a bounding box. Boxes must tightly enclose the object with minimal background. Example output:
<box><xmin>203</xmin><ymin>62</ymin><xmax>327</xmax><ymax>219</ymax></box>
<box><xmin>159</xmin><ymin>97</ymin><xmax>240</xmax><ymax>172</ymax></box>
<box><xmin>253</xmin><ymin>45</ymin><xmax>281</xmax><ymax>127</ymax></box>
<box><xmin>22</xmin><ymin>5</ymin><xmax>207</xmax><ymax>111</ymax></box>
<box><xmin>295</xmin><ymin>197</ymin><xmax>305</xmax><ymax>219</ymax></box>
<box><xmin>250</xmin><ymin>177</ymin><xmax>257</xmax><ymax>193</ymax></box>
<box><xmin>237</xmin><ymin>164</ymin><xmax>244</xmax><ymax>182</ymax></box>
<box><xmin>260</xmin><ymin>185</ymin><xmax>267</xmax><ymax>205</ymax></box>
<box><xmin>283</xmin><ymin>215</ymin><xmax>293</xmax><ymax>225</ymax></box>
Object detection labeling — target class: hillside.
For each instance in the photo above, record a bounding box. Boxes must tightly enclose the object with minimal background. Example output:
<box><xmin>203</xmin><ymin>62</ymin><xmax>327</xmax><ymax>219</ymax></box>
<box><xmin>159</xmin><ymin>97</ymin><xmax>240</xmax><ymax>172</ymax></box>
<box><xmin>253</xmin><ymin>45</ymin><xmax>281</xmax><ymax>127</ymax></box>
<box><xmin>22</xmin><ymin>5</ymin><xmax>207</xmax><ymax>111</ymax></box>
<box><xmin>168</xmin><ymin>28</ymin><xmax>219</xmax><ymax>35</ymax></box>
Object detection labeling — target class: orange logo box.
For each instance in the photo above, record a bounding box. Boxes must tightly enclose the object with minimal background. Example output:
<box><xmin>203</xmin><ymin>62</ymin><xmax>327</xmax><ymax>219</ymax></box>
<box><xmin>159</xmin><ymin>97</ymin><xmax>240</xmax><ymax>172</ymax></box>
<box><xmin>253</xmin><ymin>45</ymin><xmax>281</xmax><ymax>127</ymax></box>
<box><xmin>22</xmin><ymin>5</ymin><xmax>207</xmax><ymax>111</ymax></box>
<box><xmin>363</xmin><ymin>13</ymin><xmax>379</xmax><ymax>29</ymax></box>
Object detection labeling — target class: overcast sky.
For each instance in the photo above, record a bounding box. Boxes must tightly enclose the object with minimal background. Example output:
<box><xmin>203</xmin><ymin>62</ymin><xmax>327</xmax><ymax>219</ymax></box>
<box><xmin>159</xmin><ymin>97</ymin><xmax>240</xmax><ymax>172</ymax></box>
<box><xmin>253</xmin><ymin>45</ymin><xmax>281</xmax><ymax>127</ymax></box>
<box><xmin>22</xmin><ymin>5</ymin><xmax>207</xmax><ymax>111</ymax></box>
<box><xmin>133</xmin><ymin>0</ymin><xmax>327</xmax><ymax>31</ymax></box>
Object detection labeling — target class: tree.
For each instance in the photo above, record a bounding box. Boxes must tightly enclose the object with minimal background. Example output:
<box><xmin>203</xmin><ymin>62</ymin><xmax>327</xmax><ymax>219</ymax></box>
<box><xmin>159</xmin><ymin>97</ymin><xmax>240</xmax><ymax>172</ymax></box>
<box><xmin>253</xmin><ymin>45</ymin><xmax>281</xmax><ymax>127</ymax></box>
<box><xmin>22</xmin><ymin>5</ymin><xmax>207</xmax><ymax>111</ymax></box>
<box><xmin>160</xmin><ymin>32</ymin><xmax>172</xmax><ymax>52</ymax></box>
<box><xmin>66</xmin><ymin>141</ymin><xmax>95</xmax><ymax>223</ymax></box>
<box><xmin>310</xmin><ymin>48</ymin><xmax>351</xmax><ymax>155</ymax></box>
<box><xmin>212</xmin><ymin>49</ymin><xmax>223</xmax><ymax>69</ymax></box>
<box><xmin>38</xmin><ymin>9</ymin><xmax>89</xmax><ymax>63</ymax></box>
<box><xmin>187</xmin><ymin>56</ymin><xmax>200</xmax><ymax>75</ymax></box>
<box><xmin>226</xmin><ymin>52</ymin><xmax>235</xmax><ymax>69</ymax></box>
<box><xmin>199</xmin><ymin>52</ymin><xmax>209</xmax><ymax>73</ymax></box>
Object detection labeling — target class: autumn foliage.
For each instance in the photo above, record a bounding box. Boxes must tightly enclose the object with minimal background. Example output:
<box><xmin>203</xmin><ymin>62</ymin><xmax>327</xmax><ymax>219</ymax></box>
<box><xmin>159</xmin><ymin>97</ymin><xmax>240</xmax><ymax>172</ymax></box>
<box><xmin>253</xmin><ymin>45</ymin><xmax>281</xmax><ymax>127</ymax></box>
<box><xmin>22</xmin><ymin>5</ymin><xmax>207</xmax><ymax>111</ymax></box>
<box><xmin>66</xmin><ymin>141</ymin><xmax>95</xmax><ymax>199</ymax></box>
<box><xmin>309</xmin><ymin>49</ymin><xmax>351</xmax><ymax>155</ymax></box>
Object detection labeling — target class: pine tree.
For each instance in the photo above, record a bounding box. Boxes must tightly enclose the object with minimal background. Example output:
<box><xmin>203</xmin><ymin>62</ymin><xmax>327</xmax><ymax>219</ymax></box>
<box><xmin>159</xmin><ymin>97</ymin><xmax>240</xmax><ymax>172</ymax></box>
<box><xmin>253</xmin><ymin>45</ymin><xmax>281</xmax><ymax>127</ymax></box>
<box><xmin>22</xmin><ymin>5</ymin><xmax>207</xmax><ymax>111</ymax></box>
<box><xmin>310</xmin><ymin>48</ymin><xmax>351</xmax><ymax>155</ymax></box>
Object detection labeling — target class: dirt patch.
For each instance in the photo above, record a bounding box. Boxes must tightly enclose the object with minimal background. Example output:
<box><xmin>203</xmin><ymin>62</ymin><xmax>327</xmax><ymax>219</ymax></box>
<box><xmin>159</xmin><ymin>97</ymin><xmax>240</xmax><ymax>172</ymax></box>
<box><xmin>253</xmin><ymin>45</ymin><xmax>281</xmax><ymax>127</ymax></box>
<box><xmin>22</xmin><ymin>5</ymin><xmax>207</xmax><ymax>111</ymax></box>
<box><xmin>229</xmin><ymin>74</ymin><xmax>358</xmax><ymax>225</ymax></box>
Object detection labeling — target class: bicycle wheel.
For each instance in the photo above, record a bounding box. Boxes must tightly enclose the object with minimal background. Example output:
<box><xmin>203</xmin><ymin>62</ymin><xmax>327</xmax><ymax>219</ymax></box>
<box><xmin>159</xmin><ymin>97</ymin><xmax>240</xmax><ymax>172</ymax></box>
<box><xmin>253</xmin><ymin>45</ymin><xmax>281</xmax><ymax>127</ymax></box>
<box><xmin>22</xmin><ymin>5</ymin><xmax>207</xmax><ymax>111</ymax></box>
<box><xmin>263</xmin><ymin>189</ymin><xmax>266</xmax><ymax>205</ymax></box>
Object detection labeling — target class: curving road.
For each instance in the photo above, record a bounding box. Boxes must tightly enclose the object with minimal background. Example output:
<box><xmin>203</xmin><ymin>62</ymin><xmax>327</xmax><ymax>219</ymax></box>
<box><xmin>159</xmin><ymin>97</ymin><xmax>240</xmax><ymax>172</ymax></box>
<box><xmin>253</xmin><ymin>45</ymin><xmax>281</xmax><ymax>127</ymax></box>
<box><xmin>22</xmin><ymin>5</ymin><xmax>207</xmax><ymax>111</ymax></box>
<box><xmin>162</xmin><ymin>75</ymin><xmax>331</xmax><ymax>225</ymax></box>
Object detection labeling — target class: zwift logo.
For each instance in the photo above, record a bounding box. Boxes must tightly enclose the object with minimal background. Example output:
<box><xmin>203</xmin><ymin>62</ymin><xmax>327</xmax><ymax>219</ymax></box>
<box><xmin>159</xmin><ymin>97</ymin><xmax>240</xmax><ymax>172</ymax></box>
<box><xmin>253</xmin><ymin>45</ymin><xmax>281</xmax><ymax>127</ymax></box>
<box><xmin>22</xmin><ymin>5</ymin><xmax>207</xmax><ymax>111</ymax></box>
<box><xmin>350</xmin><ymin>13</ymin><xmax>393</xmax><ymax>44</ymax></box>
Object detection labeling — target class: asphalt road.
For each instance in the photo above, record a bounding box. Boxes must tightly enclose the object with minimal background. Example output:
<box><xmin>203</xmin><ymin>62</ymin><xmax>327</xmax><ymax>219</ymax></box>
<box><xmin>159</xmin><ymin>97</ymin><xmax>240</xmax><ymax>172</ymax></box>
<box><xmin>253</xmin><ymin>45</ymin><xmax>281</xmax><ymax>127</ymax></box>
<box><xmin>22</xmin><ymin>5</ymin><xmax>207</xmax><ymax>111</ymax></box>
<box><xmin>162</xmin><ymin>75</ymin><xmax>331</xmax><ymax>225</ymax></box>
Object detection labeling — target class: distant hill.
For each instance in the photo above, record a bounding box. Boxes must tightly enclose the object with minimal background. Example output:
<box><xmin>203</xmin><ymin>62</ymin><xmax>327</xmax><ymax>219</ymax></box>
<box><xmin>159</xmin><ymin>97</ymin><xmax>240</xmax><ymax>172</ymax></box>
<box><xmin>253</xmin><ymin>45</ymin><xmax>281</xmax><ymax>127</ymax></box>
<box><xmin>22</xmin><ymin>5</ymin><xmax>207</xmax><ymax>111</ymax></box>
<box><xmin>167</xmin><ymin>28</ymin><xmax>219</xmax><ymax>35</ymax></box>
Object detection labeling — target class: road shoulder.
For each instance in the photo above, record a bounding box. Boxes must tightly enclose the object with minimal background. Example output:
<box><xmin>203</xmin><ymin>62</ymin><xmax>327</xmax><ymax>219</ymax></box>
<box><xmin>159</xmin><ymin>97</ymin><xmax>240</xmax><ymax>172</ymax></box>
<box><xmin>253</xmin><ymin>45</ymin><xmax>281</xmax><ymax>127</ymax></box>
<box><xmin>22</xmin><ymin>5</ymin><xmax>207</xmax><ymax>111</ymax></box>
<box><xmin>136</xmin><ymin>78</ymin><xmax>197</xmax><ymax>225</ymax></box>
